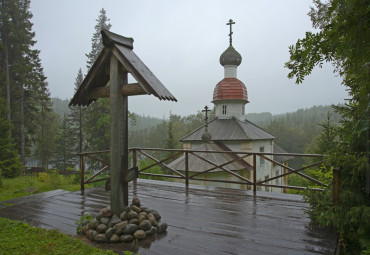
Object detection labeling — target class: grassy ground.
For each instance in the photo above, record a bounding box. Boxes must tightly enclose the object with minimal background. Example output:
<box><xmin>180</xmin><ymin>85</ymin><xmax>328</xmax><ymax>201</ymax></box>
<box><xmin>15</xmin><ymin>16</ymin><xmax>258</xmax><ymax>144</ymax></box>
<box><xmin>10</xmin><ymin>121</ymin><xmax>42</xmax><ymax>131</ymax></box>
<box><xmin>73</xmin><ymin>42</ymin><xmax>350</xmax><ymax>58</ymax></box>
<box><xmin>0</xmin><ymin>217</ymin><xmax>117</xmax><ymax>255</ymax></box>
<box><xmin>0</xmin><ymin>172</ymin><xmax>104</xmax><ymax>201</ymax></box>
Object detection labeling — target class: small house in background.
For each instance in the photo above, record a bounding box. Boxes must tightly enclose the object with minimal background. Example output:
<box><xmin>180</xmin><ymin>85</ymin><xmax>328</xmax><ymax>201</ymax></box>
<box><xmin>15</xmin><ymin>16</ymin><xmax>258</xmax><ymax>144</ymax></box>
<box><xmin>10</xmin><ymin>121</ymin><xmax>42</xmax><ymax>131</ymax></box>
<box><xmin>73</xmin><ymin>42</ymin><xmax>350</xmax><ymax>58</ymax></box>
<box><xmin>169</xmin><ymin>20</ymin><xmax>292</xmax><ymax>193</ymax></box>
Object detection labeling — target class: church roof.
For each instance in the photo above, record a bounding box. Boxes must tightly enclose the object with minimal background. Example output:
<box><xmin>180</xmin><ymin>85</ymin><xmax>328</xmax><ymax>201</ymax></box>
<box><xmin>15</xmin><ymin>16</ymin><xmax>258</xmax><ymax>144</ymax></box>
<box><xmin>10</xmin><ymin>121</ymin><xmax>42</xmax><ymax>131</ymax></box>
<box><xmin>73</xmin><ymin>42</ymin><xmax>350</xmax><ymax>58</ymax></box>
<box><xmin>273</xmin><ymin>144</ymin><xmax>294</xmax><ymax>163</ymax></box>
<box><xmin>181</xmin><ymin>117</ymin><xmax>275</xmax><ymax>142</ymax></box>
<box><xmin>168</xmin><ymin>142</ymin><xmax>252</xmax><ymax>173</ymax></box>
<box><xmin>213</xmin><ymin>78</ymin><xmax>248</xmax><ymax>102</ymax></box>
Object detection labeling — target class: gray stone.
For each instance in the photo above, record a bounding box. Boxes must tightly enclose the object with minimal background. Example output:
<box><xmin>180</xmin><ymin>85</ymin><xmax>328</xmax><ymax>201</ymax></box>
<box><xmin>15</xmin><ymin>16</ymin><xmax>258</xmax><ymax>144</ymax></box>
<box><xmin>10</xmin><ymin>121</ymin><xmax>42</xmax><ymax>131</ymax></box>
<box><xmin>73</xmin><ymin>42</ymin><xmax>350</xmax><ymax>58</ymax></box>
<box><xmin>132</xmin><ymin>197</ymin><xmax>141</xmax><ymax>207</ymax></box>
<box><xmin>120</xmin><ymin>234</ymin><xmax>133</xmax><ymax>243</ymax></box>
<box><xmin>130</xmin><ymin>205</ymin><xmax>141</xmax><ymax>214</ymax></box>
<box><xmin>151</xmin><ymin>210</ymin><xmax>161</xmax><ymax>221</ymax></box>
<box><xmin>146</xmin><ymin>226</ymin><xmax>157</xmax><ymax>236</ymax></box>
<box><xmin>100</xmin><ymin>207</ymin><xmax>112</xmax><ymax>218</ymax></box>
<box><xmin>127</xmin><ymin>210</ymin><xmax>138</xmax><ymax>220</ymax></box>
<box><xmin>157</xmin><ymin>222</ymin><xmax>168</xmax><ymax>234</ymax></box>
<box><xmin>109</xmin><ymin>234</ymin><xmax>120</xmax><ymax>243</ymax></box>
<box><xmin>95</xmin><ymin>213</ymin><xmax>103</xmax><ymax>221</ymax></box>
<box><xmin>147</xmin><ymin>213</ymin><xmax>158</xmax><ymax>227</ymax></box>
<box><xmin>140</xmin><ymin>206</ymin><xmax>148</xmax><ymax>212</ymax></box>
<box><xmin>144</xmin><ymin>208</ymin><xmax>151</xmax><ymax>214</ymax></box>
<box><xmin>112</xmin><ymin>221</ymin><xmax>128</xmax><ymax>235</ymax></box>
<box><xmin>139</xmin><ymin>220</ymin><xmax>152</xmax><ymax>231</ymax></box>
<box><xmin>88</xmin><ymin>219</ymin><xmax>99</xmax><ymax>230</ymax></box>
<box><xmin>122</xmin><ymin>206</ymin><xmax>130</xmax><ymax>213</ymax></box>
<box><xmin>122</xmin><ymin>224</ymin><xmax>138</xmax><ymax>235</ymax></box>
<box><xmin>108</xmin><ymin>214</ymin><xmax>121</xmax><ymax>227</ymax></box>
<box><xmin>137</xmin><ymin>214</ymin><xmax>146</xmax><ymax>222</ymax></box>
<box><xmin>133</xmin><ymin>230</ymin><xmax>146</xmax><ymax>240</ymax></box>
<box><xmin>88</xmin><ymin>230</ymin><xmax>97</xmax><ymax>241</ymax></box>
<box><xmin>129</xmin><ymin>219</ymin><xmax>139</xmax><ymax>225</ymax></box>
<box><xmin>100</xmin><ymin>217</ymin><xmax>110</xmax><ymax>225</ymax></box>
<box><xmin>105</xmin><ymin>227</ymin><xmax>114</xmax><ymax>239</ymax></box>
<box><xmin>94</xmin><ymin>233</ymin><xmax>107</xmax><ymax>243</ymax></box>
<box><xmin>119</xmin><ymin>211</ymin><xmax>127</xmax><ymax>221</ymax></box>
<box><xmin>82</xmin><ymin>225</ymin><xmax>89</xmax><ymax>235</ymax></box>
<box><xmin>96</xmin><ymin>224</ymin><xmax>108</xmax><ymax>233</ymax></box>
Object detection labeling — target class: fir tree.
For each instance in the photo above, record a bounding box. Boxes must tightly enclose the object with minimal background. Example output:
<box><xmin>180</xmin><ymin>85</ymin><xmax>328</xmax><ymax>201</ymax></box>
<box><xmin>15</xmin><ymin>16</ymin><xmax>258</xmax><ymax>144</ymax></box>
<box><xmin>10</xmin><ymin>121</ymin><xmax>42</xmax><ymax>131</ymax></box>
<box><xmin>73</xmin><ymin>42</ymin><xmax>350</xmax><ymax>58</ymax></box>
<box><xmin>0</xmin><ymin>98</ymin><xmax>22</xmax><ymax>178</ymax></box>
<box><xmin>286</xmin><ymin>0</ymin><xmax>370</xmax><ymax>252</ymax></box>
<box><xmin>83</xmin><ymin>8</ymin><xmax>112</xmax><ymax>162</ymax></box>
<box><xmin>68</xmin><ymin>68</ymin><xmax>84</xmax><ymax>155</ymax></box>
<box><xmin>85</xmin><ymin>8</ymin><xmax>111</xmax><ymax>70</ymax></box>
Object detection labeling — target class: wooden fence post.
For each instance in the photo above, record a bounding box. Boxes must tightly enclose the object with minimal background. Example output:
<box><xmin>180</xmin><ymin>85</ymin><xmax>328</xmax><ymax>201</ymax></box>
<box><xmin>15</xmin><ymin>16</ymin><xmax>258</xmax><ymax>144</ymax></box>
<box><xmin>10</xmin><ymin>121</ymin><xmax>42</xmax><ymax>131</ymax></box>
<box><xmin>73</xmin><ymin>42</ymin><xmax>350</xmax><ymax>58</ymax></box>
<box><xmin>133</xmin><ymin>149</ymin><xmax>137</xmax><ymax>196</ymax></box>
<box><xmin>253</xmin><ymin>154</ymin><xmax>257</xmax><ymax>193</ymax></box>
<box><xmin>80</xmin><ymin>154</ymin><xmax>85</xmax><ymax>192</ymax></box>
<box><xmin>185</xmin><ymin>151</ymin><xmax>189</xmax><ymax>188</ymax></box>
<box><xmin>333</xmin><ymin>167</ymin><xmax>340</xmax><ymax>206</ymax></box>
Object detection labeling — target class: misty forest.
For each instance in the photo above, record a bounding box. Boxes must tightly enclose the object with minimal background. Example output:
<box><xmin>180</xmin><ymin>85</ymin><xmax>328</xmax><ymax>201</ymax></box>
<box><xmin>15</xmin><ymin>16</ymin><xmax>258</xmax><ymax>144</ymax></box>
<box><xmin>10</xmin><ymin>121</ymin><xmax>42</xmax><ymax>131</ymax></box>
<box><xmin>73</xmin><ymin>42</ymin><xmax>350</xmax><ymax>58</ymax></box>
<box><xmin>0</xmin><ymin>0</ymin><xmax>369</xmax><ymax>254</ymax></box>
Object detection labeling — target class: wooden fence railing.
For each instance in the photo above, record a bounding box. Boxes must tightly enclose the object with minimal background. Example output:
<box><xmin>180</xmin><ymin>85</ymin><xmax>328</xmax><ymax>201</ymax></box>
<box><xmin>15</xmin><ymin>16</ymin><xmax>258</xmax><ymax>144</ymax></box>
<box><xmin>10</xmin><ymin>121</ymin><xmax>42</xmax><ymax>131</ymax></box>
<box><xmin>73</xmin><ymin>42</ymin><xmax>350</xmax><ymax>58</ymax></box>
<box><xmin>78</xmin><ymin>148</ymin><xmax>335</xmax><ymax>195</ymax></box>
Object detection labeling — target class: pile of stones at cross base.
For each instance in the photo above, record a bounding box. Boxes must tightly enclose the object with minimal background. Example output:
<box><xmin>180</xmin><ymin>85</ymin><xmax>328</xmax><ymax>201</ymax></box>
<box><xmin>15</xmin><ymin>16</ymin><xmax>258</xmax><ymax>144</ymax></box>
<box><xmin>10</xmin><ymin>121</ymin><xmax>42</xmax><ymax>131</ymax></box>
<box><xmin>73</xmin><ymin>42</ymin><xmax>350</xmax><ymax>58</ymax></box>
<box><xmin>81</xmin><ymin>197</ymin><xmax>168</xmax><ymax>243</ymax></box>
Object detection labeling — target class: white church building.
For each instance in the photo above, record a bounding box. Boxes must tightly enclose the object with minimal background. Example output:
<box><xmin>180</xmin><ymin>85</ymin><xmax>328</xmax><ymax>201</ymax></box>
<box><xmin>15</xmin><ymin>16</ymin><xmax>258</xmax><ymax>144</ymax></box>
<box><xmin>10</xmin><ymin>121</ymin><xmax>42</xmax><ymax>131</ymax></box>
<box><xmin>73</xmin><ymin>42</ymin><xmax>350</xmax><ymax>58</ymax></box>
<box><xmin>169</xmin><ymin>20</ymin><xmax>292</xmax><ymax>193</ymax></box>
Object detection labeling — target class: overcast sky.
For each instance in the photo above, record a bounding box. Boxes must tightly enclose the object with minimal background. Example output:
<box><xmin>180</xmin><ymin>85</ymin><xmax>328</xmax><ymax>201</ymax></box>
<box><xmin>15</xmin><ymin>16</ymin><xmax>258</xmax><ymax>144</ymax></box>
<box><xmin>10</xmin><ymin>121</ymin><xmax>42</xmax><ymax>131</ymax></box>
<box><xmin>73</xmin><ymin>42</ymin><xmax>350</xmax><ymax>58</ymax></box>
<box><xmin>29</xmin><ymin>0</ymin><xmax>348</xmax><ymax>118</ymax></box>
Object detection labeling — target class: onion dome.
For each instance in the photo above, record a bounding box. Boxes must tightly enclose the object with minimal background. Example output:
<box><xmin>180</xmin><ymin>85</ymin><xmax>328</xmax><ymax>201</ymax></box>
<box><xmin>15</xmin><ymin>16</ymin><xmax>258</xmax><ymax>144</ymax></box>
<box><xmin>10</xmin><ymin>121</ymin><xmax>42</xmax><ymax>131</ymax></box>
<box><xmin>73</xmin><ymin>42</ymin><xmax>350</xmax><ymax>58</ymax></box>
<box><xmin>213</xmin><ymin>78</ymin><xmax>248</xmax><ymax>102</ymax></box>
<box><xmin>219</xmin><ymin>46</ymin><xmax>242</xmax><ymax>66</ymax></box>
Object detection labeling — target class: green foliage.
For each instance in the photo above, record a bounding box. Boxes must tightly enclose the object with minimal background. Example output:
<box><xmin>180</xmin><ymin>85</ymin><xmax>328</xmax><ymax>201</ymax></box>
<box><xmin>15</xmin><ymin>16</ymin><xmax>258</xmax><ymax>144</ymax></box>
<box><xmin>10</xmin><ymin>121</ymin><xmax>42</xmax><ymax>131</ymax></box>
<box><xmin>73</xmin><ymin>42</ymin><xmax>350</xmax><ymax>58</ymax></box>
<box><xmin>0</xmin><ymin>217</ymin><xmax>116</xmax><ymax>255</ymax></box>
<box><xmin>0</xmin><ymin>173</ymin><xmax>95</xmax><ymax>202</ymax></box>
<box><xmin>286</xmin><ymin>0</ymin><xmax>370</xmax><ymax>253</ymax></box>
<box><xmin>138</xmin><ymin>158</ymin><xmax>167</xmax><ymax>181</ymax></box>
<box><xmin>0</xmin><ymin>98</ymin><xmax>22</xmax><ymax>178</ymax></box>
<box><xmin>75</xmin><ymin>214</ymin><xmax>93</xmax><ymax>234</ymax></box>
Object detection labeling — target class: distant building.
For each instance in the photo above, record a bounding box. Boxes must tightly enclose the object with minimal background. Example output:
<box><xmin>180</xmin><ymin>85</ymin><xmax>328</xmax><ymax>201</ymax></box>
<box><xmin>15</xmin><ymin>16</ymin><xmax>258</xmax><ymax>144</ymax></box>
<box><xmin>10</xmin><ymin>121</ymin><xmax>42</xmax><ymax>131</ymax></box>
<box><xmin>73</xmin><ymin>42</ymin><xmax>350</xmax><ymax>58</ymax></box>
<box><xmin>169</xmin><ymin>20</ymin><xmax>292</xmax><ymax>192</ymax></box>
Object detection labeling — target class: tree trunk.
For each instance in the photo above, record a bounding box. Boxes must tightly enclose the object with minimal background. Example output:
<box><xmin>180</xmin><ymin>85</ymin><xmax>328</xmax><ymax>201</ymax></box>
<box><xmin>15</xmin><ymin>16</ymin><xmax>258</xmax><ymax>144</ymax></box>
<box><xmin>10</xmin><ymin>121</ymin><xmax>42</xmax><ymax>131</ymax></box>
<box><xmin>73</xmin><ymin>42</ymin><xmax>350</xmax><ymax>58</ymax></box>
<box><xmin>20</xmin><ymin>84</ymin><xmax>25</xmax><ymax>165</ymax></box>
<box><xmin>4</xmin><ymin>38</ymin><xmax>11</xmax><ymax>124</ymax></box>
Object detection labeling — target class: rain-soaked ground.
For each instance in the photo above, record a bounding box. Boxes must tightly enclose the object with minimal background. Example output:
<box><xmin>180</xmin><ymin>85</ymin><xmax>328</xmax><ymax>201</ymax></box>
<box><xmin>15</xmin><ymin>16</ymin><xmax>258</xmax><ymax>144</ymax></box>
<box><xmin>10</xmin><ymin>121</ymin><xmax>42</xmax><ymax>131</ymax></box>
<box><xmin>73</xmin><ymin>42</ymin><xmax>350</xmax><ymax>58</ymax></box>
<box><xmin>0</xmin><ymin>179</ymin><xmax>337</xmax><ymax>254</ymax></box>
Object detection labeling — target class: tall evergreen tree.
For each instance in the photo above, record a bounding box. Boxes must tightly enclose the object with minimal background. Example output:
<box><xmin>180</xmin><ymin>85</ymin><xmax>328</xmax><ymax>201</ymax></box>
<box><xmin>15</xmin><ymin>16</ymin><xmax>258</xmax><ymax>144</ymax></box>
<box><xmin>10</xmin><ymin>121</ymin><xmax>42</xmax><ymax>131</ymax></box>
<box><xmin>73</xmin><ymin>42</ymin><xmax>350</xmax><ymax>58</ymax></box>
<box><xmin>83</xmin><ymin>8</ymin><xmax>112</xmax><ymax>156</ymax></box>
<box><xmin>285</xmin><ymin>0</ymin><xmax>370</xmax><ymax>252</ymax></box>
<box><xmin>54</xmin><ymin>113</ymin><xmax>76</xmax><ymax>170</ymax></box>
<box><xmin>85</xmin><ymin>8</ymin><xmax>111</xmax><ymax>70</ymax></box>
<box><xmin>0</xmin><ymin>0</ymin><xmax>53</xmax><ymax>164</ymax></box>
<box><xmin>68</xmin><ymin>68</ymin><xmax>84</xmax><ymax>155</ymax></box>
<box><xmin>0</xmin><ymin>98</ymin><xmax>22</xmax><ymax>177</ymax></box>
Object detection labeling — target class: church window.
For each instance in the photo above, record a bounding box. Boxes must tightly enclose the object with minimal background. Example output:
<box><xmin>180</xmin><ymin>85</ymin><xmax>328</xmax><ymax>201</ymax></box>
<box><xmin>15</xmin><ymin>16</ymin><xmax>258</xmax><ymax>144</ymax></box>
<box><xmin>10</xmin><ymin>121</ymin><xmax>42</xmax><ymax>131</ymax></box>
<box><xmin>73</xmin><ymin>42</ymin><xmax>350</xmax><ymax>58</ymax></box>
<box><xmin>222</xmin><ymin>105</ymin><xmax>227</xmax><ymax>114</ymax></box>
<box><xmin>259</xmin><ymin>146</ymin><xmax>265</xmax><ymax>166</ymax></box>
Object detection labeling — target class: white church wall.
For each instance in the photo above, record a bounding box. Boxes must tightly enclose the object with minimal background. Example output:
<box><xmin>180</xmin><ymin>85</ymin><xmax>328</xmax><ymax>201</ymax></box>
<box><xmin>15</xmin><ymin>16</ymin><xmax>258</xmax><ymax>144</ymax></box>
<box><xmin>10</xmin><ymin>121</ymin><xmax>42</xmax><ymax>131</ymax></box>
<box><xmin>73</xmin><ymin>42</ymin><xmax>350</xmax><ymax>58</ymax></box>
<box><xmin>214</xmin><ymin>102</ymin><xmax>246</xmax><ymax>121</ymax></box>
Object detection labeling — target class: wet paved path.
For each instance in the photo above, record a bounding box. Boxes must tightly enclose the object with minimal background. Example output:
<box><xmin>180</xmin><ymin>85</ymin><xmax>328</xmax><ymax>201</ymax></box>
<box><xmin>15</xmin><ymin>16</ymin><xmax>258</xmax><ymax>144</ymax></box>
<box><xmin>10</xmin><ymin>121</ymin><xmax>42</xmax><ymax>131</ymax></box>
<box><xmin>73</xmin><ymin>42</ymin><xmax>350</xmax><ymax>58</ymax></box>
<box><xmin>0</xmin><ymin>179</ymin><xmax>336</xmax><ymax>254</ymax></box>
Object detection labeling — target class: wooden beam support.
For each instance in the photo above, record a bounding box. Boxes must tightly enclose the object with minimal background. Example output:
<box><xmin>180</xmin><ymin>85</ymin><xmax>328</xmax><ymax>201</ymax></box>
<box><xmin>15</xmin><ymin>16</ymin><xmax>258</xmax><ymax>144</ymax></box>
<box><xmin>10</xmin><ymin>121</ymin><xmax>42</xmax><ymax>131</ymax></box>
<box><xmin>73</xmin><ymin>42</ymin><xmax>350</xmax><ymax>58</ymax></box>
<box><xmin>110</xmin><ymin>55</ymin><xmax>128</xmax><ymax>215</ymax></box>
<box><xmin>88</xmin><ymin>83</ymin><xmax>147</xmax><ymax>99</ymax></box>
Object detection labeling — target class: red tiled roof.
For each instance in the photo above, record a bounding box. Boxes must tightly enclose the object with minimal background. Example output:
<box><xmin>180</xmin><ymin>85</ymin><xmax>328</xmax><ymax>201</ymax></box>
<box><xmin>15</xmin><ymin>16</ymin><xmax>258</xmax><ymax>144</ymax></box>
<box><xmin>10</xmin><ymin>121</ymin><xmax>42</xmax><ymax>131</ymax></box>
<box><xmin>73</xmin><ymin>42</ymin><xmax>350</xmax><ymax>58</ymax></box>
<box><xmin>213</xmin><ymin>78</ymin><xmax>248</xmax><ymax>102</ymax></box>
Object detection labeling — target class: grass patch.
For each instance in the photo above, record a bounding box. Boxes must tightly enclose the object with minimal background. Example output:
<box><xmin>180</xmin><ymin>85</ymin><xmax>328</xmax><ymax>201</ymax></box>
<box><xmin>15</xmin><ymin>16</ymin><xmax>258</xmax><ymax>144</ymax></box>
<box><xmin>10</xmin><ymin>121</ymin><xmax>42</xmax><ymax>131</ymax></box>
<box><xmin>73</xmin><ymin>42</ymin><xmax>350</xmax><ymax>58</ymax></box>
<box><xmin>0</xmin><ymin>172</ymin><xmax>104</xmax><ymax>202</ymax></box>
<box><xmin>0</xmin><ymin>217</ymin><xmax>116</xmax><ymax>255</ymax></box>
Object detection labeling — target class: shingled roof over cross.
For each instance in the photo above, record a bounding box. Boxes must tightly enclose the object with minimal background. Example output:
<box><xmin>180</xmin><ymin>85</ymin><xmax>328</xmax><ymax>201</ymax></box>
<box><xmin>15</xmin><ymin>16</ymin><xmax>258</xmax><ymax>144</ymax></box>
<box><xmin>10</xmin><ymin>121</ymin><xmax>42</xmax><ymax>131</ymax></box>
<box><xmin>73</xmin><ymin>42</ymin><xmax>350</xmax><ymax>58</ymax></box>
<box><xmin>69</xmin><ymin>29</ymin><xmax>177</xmax><ymax>106</ymax></box>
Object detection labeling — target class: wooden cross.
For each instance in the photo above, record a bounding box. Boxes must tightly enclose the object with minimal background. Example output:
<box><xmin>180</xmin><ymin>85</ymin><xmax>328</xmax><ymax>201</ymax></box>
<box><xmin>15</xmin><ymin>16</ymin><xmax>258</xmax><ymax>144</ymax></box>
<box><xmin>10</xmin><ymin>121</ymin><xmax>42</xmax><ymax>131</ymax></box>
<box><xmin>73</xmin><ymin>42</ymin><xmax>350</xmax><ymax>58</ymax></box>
<box><xmin>227</xmin><ymin>19</ymin><xmax>235</xmax><ymax>46</ymax></box>
<box><xmin>202</xmin><ymin>105</ymin><xmax>211</xmax><ymax>123</ymax></box>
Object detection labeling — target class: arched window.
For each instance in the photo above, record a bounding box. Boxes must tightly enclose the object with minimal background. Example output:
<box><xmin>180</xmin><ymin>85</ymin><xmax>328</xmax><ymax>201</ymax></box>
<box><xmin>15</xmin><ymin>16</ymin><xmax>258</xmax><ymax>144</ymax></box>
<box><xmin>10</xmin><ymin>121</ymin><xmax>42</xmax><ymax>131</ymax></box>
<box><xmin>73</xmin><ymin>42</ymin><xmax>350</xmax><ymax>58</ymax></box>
<box><xmin>222</xmin><ymin>105</ymin><xmax>227</xmax><ymax>114</ymax></box>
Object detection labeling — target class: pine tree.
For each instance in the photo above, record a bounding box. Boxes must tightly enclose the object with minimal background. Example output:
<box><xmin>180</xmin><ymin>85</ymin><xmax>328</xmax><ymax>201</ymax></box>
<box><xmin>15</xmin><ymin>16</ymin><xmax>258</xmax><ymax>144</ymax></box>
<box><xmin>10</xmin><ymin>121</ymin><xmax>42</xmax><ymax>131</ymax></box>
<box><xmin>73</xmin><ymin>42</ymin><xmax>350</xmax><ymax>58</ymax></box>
<box><xmin>0</xmin><ymin>97</ymin><xmax>22</xmax><ymax>178</ymax></box>
<box><xmin>85</xmin><ymin>8</ymin><xmax>111</xmax><ymax>70</ymax></box>
<box><xmin>54</xmin><ymin>113</ymin><xmax>76</xmax><ymax>170</ymax></box>
<box><xmin>83</xmin><ymin>8</ymin><xmax>112</xmax><ymax>159</ymax></box>
<box><xmin>68</xmin><ymin>68</ymin><xmax>84</xmax><ymax>155</ymax></box>
<box><xmin>286</xmin><ymin>0</ymin><xmax>370</xmax><ymax>252</ymax></box>
<box><xmin>0</xmin><ymin>0</ymin><xmax>53</xmax><ymax>164</ymax></box>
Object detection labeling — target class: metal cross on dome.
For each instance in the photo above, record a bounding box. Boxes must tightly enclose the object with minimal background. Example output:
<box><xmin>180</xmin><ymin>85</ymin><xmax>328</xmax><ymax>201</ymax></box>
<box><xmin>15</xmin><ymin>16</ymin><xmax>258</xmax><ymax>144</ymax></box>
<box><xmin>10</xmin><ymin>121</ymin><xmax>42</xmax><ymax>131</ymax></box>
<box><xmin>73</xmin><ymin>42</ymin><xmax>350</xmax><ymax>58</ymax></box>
<box><xmin>227</xmin><ymin>19</ymin><xmax>235</xmax><ymax>46</ymax></box>
<box><xmin>202</xmin><ymin>105</ymin><xmax>211</xmax><ymax>123</ymax></box>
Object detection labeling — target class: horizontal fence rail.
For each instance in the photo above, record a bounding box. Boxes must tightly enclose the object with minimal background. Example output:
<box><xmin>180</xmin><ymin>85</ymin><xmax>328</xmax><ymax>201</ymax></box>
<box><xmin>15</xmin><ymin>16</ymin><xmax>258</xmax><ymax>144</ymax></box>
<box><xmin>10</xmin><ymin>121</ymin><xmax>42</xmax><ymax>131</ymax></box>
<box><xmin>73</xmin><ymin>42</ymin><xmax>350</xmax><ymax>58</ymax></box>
<box><xmin>78</xmin><ymin>148</ymin><xmax>333</xmax><ymax>195</ymax></box>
